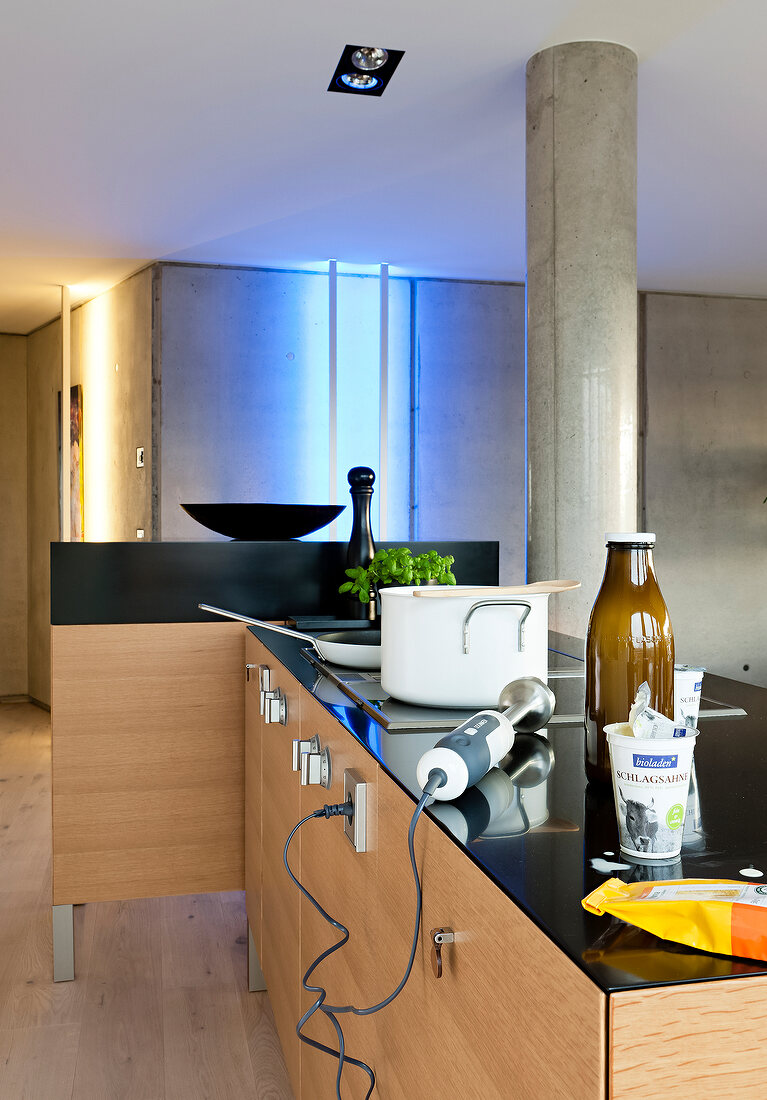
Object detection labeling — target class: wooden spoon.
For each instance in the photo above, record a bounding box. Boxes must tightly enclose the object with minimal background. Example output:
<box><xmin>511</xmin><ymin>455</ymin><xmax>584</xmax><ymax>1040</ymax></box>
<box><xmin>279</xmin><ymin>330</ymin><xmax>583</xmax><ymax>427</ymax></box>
<box><xmin>412</xmin><ymin>579</ymin><xmax>581</xmax><ymax>598</ymax></box>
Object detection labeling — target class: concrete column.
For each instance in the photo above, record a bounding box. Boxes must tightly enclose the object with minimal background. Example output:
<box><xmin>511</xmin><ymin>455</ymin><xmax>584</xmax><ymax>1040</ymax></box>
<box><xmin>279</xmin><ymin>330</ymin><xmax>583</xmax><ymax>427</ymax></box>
<box><xmin>526</xmin><ymin>42</ymin><xmax>638</xmax><ymax>637</ymax></box>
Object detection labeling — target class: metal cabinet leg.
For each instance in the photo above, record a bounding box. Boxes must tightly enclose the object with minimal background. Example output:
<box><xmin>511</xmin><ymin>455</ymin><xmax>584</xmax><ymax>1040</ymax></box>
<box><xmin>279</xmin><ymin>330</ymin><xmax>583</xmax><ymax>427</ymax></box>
<box><xmin>52</xmin><ymin>904</ymin><xmax>75</xmax><ymax>982</ymax></box>
<box><xmin>248</xmin><ymin>922</ymin><xmax>266</xmax><ymax>992</ymax></box>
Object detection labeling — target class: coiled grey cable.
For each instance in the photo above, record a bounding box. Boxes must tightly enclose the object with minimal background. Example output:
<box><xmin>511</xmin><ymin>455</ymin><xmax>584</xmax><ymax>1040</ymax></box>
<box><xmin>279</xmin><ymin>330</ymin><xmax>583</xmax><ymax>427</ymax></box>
<box><xmin>283</xmin><ymin>769</ymin><xmax>446</xmax><ymax>1099</ymax></box>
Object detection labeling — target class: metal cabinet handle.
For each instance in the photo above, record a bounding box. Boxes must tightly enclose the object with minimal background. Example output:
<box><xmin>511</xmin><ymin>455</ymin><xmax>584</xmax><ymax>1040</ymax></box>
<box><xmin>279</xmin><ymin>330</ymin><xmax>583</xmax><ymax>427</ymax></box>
<box><xmin>258</xmin><ymin>665</ymin><xmax>272</xmax><ymax>713</ymax></box>
<box><xmin>430</xmin><ymin>927</ymin><xmax>455</xmax><ymax>978</ymax></box>
<box><xmin>461</xmin><ymin>600</ymin><xmax>532</xmax><ymax>654</ymax></box>
<box><xmin>264</xmin><ymin>689</ymin><xmax>287</xmax><ymax>725</ymax></box>
<box><xmin>300</xmin><ymin>746</ymin><xmax>331</xmax><ymax>788</ymax></box>
<box><xmin>292</xmin><ymin>735</ymin><xmax>320</xmax><ymax>770</ymax></box>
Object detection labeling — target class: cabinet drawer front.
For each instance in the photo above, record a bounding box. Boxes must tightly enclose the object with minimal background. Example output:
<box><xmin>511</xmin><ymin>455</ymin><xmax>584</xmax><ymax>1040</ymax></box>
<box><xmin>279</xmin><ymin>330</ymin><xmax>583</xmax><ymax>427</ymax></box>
<box><xmin>52</xmin><ymin>622</ymin><xmax>245</xmax><ymax>904</ymax></box>
<box><xmin>244</xmin><ymin>634</ymin><xmax>270</xmax><ymax>955</ymax></box>
<box><xmin>260</xmin><ymin>660</ymin><xmax>303</xmax><ymax>1098</ymax></box>
<box><xmin>298</xmin><ymin>694</ymin><xmax>380</xmax><ymax>1100</ymax></box>
<box><xmin>375</xmin><ymin>778</ymin><xmax>607</xmax><ymax>1100</ymax></box>
<box><xmin>610</xmin><ymin>977</ymin><xmax>767</xmax><ymax>1097</ymax></box>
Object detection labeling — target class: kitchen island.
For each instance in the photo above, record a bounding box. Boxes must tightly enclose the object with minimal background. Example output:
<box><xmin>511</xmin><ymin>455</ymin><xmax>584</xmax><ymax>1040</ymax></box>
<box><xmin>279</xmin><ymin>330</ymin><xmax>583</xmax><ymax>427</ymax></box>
<box><xmin>48</xmin><ymin>542</ymin><xmax>767</xmax><ymax>1097</ymax></box>
<box><xmin>243</xmin><ymin>622</ymin><xmax>767</xmax><ymax>1100</ymax></box>
<box><xmin>48</xmin><ymin>540</ymin><xmax>497</xmax><ymax>964</ymax></box>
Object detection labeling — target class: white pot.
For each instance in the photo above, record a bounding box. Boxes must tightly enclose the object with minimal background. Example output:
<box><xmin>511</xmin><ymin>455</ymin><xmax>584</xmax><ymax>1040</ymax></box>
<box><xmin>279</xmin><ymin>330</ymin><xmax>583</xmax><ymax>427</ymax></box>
<box><xmin>380</xmin><ymin>585</ymin><xmax>550</xmax><ymax>708</ymax></box>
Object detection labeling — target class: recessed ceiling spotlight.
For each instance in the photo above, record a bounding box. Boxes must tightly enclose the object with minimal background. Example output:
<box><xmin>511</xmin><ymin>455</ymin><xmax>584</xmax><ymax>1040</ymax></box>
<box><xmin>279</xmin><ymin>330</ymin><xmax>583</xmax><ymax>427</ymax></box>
<box><xmin>341</xmin><ymin>72</ymin><xmax>380</xmax><ymax>90</ymax></box>
<box><xmin>352</xmin><ymin>47</ymin><xmax>388</xmax><ymax>71</ymax></box>
<box><xmin>328</xmin><ymin>44</ymin><xmax>404</xmax><ymax>97</ymax></box>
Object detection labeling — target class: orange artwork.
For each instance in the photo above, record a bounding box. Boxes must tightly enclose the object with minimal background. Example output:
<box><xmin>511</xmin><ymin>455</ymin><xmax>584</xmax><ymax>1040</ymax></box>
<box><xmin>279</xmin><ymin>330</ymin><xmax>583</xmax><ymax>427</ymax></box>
<box><xmin>58</xmin><ymin>384</ymin><xmax>84</xmax><ymax>540</ymax></box>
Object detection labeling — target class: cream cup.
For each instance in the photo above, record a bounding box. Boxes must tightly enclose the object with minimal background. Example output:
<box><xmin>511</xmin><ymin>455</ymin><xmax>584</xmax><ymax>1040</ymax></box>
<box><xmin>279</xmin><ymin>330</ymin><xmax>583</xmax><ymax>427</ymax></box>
<box><xmin>606</xmin><ymin>726</ymin><xmax>698</xmax><ymax>863</ymax></box>
<box><xmin>673</xmin><ymin>665</ymin><xmax>705</xmax><ymax>727</ymax></box>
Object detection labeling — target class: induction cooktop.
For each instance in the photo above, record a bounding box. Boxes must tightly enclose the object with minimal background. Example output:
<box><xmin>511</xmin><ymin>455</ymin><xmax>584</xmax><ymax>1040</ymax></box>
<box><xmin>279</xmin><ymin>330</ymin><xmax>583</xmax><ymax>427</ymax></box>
<box><xmin>301</xmin><ymin>648</ymin><xmax>746</xmax><ymax>733</ymax></box>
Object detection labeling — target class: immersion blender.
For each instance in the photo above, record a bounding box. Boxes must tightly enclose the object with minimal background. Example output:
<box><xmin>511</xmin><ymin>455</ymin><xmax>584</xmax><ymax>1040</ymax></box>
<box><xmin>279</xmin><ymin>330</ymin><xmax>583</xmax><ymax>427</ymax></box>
<box><xmin>415</xmin><ymin>676</ymin><xmax>556</xmax><ymax>800</ymax></box>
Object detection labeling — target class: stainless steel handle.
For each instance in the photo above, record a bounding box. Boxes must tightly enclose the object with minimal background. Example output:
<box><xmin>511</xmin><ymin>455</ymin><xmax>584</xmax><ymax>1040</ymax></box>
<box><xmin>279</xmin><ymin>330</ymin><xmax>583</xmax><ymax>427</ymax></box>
<box><xmin>264</xmin><ymin>689</ymin><xmax>287</xmax><ymax>725</ymax></box>
<box><xmin>262</xmin><ymin>689</ymin><xmax>276</xmax><ymax>720</ymax></box>
<box><xmin>300</xmin><ymin>746</ymin><xmax>331</xmax><ymax>788</ymax></box>
<box><xmin>258</xmin><ymin>665</ymin><xmax>272</xmax><ymax>714</ymax></box>
<box><xmin>462</xmin><ymin>600</ymin><xmax>532</xmax><ymax>655</ymax></box>
<box><xmin>292</xmin><ymin>734</ymin><xmax>320</xmax><ymax>770</ymax></box>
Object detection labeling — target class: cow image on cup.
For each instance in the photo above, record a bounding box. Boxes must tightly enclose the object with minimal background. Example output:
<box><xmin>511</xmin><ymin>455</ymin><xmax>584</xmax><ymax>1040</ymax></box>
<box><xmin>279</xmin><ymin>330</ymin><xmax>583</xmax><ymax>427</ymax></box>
<box><xmin>619</xmin><ymin>790</ymin><xmax>659</xmax><ymax>854</ymax></box>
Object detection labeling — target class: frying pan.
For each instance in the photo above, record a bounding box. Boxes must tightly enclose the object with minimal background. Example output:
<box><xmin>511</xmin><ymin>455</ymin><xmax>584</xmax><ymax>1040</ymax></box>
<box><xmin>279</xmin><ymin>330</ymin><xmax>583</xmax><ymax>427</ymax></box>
<box><xmin>198</xmin><ymin>603</ymin><xmax>381</xmax><ymax>669</ymax></box>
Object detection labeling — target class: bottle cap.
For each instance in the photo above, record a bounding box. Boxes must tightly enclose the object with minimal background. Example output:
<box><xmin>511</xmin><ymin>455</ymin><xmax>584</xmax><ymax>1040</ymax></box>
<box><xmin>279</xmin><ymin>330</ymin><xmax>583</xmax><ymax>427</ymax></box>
<box><xmin>605</xmin><ymin>532</ymin><xmax>656</xmax><ymax>544</ymax></box>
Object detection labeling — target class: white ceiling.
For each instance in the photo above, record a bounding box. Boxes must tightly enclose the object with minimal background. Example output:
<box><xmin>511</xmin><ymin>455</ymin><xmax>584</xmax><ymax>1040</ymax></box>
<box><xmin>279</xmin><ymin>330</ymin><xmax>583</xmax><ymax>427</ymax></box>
<box><xmin>2</xmin><ymin>0</ymin><xmax>765</xmax><ymax>334</ymax></box>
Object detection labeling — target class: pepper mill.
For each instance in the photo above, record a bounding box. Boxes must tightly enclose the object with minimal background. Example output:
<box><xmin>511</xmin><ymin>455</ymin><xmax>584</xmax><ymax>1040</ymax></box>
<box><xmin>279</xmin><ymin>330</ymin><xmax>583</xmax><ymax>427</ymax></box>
<box><xmin>346</xmin><ymin>466</ymin><xmax>376</xmax><ymax>622</ymax></box>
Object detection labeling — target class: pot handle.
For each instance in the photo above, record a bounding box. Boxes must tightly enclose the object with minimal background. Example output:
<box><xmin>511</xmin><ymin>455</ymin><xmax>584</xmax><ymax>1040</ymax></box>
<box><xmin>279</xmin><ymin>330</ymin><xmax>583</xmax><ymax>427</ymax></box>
<box><xmin>198</xmin><ymin>603</ymin><xmax>321</xmax><ymax>652</ymax></box>
<box><xmin>462</xmin><ymin>600</ymin><xmax>532</xmax><ymax>655</ymax></box>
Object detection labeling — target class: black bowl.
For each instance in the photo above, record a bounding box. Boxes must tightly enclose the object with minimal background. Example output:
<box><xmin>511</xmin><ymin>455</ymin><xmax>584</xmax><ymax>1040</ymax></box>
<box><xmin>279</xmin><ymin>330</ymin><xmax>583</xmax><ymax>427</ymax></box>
<box><xmin>180</xmin><ymin>503</ymin><xmax>345</xmax><ymax>540</ymax></box>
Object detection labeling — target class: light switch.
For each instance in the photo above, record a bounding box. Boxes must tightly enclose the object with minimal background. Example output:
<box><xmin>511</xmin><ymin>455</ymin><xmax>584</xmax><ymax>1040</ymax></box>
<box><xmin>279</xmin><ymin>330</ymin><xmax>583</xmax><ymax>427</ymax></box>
<box><xmin>136</xmin><ymin>447</ymin><xmax>145</xmax><ymax>468</ymax></box>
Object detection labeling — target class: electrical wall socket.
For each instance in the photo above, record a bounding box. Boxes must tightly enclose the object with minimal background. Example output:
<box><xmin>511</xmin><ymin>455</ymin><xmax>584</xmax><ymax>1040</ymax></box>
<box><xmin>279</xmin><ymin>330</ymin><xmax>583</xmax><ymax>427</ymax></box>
<box><xmin>343</xmin><ymin>769</ymin><xmax>367</xmax><ymax>853</ymax></box>
<box><xmin>136</xmin><ymin>529</ymin><xmax>145</xmax><ymax>539</ymax></box>
<box><xmin>136</xmin><ymin>447</ymin><xmax>145</xmax><ymax>468</ymax></box>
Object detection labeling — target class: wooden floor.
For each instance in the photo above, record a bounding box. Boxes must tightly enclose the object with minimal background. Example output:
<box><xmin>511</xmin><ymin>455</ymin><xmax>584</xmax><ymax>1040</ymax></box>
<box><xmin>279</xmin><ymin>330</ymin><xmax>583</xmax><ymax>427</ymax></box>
<box><xmin>0</xmin><ymin>701</ymin><xmax>295</xmax><ymax>1100</ymax></box>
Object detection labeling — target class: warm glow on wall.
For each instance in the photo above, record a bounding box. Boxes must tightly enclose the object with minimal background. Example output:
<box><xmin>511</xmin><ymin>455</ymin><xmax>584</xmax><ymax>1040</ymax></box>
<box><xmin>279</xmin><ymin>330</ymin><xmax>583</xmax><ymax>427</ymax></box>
<box><xmin>67</xmin><ymin>280</ymin><xmax>119</xmax><ymax>307</ymax></box>
<box><xmin>80</xmin><ymin>293</ymin><xmax>113</xmax><ymax>540</ymax></box>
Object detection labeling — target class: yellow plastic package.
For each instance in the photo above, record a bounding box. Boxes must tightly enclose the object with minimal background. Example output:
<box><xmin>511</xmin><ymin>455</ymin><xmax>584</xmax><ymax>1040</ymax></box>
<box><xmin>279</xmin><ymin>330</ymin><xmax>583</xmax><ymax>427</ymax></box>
<box><xmin>582</xmin><ymin>878</ymin><xmax>767</xmax><ymax>962</ymax></box>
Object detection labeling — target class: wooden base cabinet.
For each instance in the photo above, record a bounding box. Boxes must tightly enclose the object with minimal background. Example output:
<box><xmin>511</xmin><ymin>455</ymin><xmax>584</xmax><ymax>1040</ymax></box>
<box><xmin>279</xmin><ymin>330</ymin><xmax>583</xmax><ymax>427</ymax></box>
<box><xmin>248</xmin><ymin>665</ymin><xmax>605</xmax><ymax>1099</ymax></box>
<box><xmin>297</xmin><ymin>695</ymin><xmax>381</xmax><ymax>1100</ymax></box>
<box><xmin>246</xmin><ymin>634</ymin><xmax>303</xmax><ymax>1099</ymax></box>
<box><xmin>250</xmin><ymin>648</ymin><xmax>767</xmax><ymax>1100</ymax></box>
<box><xmin>371</xmin><ymin>777</ymin><xmax>606</xmax><ymax>1100</ymax></box>
<box><xmin>50</xmin><ymin>624</ymin><xmax>767</xmax><ymax>1096</ymax></box>
<box><xmin>244</xmin><ymin>634</ymin><xmax>265</xmax><ymax>959</ymax></box>
<box><xmin>51</xmin><ymin>622</ymin><xmax>246</xmax><ymax>905</ymax></box>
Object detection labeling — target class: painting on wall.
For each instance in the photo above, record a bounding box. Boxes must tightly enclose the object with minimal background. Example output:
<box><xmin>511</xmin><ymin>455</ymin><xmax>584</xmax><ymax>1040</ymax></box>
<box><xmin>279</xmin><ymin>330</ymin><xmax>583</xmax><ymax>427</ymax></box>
<box><xmin>57</xmin><ymin>384</ymin><xmax>84</xmax><ymax>540</ymax></box>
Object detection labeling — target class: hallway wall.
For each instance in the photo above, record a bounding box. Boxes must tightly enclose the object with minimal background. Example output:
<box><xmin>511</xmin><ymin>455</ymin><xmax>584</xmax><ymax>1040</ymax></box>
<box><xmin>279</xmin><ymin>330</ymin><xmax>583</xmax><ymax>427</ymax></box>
<box><xmin>0</xmin><ymin>334</ymin><xmax>28</xmax><ymax>695</ymax></box>
<box><xmin>26</xmin><ymin>269</ymin><xmax>152</xmax><ymax>705</ymax></box>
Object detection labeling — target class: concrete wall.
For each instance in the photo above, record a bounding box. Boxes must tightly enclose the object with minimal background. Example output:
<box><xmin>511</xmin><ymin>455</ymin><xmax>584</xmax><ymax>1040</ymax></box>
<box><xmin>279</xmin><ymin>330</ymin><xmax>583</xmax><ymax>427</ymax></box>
<box><xmin>26</xmin><ymin>269</ymin><xmax>152</xmax><ymax>704</ymax></box>
<box><xmin>415</xmin><ymin>280</ymin><xmax>526</xmax><ymax>582</ymax></box>
<box><xmin>642</xmin><ymin>293</ymin><xmax>767</xmax><ymax>687</ymax></box>
<box><xmin>157</xmin><ymin>264</ymin><xmax>414</xmax><ymax>544</ymax></box>
<box><xmin>70</xmin><ymin>269</ymin><xmax>153</xmax><ymax>541</ymax></box>
<box><xmin>156</xmin><ymin>265</ymin><xmax>527</xmax><ymax>583</ymax></box>
<box><xmin>157</xmin><ymin>265</ymin><xmax>333</xmax><ymax>540</ymax></box>
<box><xmin>0</xmin><ymin>335</ymin><xmax>28</xmax><ymax>696</ymax></box>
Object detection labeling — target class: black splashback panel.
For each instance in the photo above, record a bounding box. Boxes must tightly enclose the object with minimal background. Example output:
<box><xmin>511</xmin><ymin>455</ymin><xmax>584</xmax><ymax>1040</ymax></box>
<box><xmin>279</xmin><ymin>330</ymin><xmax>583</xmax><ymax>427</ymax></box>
<box><xmin>50</xmin><ymin>541</ymin><xmax>499</xmax><ymax>625</ymax></box>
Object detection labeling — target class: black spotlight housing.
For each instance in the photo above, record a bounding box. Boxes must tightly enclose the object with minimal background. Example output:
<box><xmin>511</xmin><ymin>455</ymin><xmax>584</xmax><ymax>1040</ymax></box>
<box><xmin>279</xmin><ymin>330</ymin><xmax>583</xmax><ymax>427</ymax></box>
<box><xmin>327</xmin><ymin>44</ymin><xmax>404</xmax><ymax>97</ymax></box>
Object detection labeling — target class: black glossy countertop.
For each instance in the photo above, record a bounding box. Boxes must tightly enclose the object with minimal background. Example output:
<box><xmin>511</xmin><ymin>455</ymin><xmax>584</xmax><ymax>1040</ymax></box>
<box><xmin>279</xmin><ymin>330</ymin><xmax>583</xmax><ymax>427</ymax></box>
<box><xmin>246</xmin><ymin>622</ymin><xmax>767</xmax><ymax>995</ymax></box>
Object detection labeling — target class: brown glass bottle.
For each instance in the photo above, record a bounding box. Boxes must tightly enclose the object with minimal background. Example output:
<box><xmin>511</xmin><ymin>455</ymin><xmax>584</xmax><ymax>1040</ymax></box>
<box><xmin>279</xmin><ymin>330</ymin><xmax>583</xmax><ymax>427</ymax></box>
<box><xmin>584</xmin><ymin>534</ymin><xmax>674</xmax><ymax>784</ymax></box>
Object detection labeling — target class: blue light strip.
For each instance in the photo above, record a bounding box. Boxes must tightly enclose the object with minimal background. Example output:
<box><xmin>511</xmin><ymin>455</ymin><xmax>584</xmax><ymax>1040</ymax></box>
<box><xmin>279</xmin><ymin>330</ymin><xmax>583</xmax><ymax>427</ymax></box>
<box><xmin>335</xmin><ymin>271</ymin><xmax>381</xmax><ymax>543</ymax></box>
<box><xmin>523</xmin><ymin>278</ymin><xmax>529</xmax><ymax>581</ymax></box>
<box><xmin>379</xmin><ymin>263</ymin><xmax>389</xmax><ymax>539</ymax></box>
<box><xmin>410</xmin><ymin>280</ymin><xmax>420</xmax><ymax>541</ymax></box>
<box><xmin>328</xmin><ymin>260</ymin><xmax>338</xmax><ymax>540</ymax></box>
